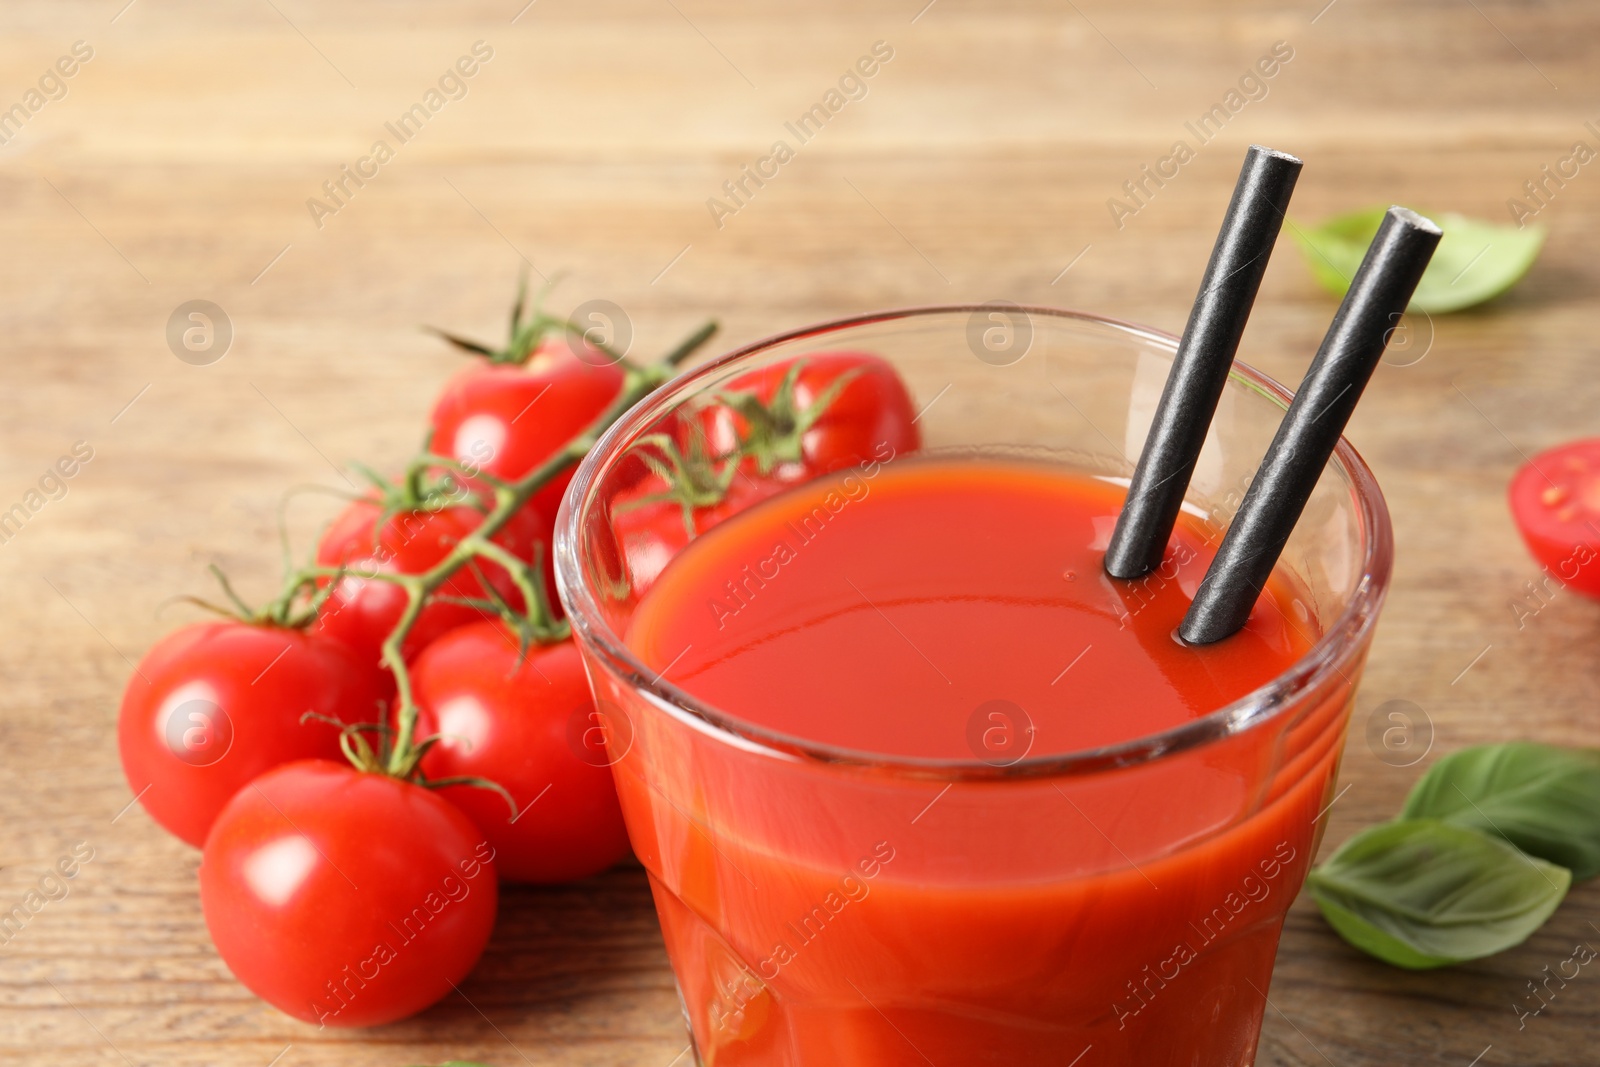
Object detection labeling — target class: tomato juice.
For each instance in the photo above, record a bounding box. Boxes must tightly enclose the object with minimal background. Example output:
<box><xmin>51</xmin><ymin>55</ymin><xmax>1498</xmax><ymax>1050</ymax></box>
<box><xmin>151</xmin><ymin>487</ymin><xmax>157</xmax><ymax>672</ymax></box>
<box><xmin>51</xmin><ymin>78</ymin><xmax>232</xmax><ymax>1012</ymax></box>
<box><xmin>612</xmin><ymin>457</ymin><xmax>1354</xmax><ymax>1065</ymax></box>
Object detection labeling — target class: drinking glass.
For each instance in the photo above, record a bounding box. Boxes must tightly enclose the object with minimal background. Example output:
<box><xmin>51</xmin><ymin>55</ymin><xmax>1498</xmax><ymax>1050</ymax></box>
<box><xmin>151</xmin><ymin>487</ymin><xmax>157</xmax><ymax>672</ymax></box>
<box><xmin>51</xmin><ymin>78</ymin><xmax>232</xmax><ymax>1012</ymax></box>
<box><xmin>554</xmin><ymin>305</ymin><xmax>1392</xmax><ymax>1067</ymax></box>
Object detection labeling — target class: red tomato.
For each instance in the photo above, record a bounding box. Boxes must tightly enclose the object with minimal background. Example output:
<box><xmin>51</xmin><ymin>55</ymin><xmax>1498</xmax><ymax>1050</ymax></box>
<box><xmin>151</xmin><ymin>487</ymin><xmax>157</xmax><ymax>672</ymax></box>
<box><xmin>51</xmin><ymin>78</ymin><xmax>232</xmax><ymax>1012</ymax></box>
<box><xmin>411</xmin><ymin>622</ymin><xmax>630</xmax><ymax>884</ymax></box>
<box><xmin>430</xmin><ymin>340</ymin><xmax>625</xmax><ymax>547</ymax></box>
<box><xmin>612</xmin><ymin>471</ymin><xmax>788</xmax><ymax>596</ymax></box>
<box><xmin>313</xmin><ymin>496</ymin><xmax>549</xmax><ymax>669</ymax></box>
<box><xmin>200</xmin><ymin>759</ymin><xmax>498</xmax><ymax>1028</ymax></box>
<box><xmin>118</xmin><ymin>622</ymin><xmax>382</xmax><ymax>848</ymax></box>
<box><xmin>1510</xmin><ymin>439</ymin><xmax>1600</xmax><ymax>598</ymax></box>
<box><xmin>700</xmin><ymin>351</ymin><xmax>919</xmax><ymax>478</ymax></box>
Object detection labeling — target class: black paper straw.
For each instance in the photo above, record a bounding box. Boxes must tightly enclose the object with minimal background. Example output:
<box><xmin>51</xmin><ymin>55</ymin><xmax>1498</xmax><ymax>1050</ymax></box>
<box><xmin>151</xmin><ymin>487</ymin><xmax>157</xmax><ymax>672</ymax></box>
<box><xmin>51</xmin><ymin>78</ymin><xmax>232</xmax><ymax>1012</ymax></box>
<box><xmin>1179</xmin><ymin>206</ymin><xmax>1442</xmax><ymax>645</ymax></box>
<box><xmin>1104</xmin><ymin>145</ymin><xmax>1303</xmax><ymax>580</ymax></box>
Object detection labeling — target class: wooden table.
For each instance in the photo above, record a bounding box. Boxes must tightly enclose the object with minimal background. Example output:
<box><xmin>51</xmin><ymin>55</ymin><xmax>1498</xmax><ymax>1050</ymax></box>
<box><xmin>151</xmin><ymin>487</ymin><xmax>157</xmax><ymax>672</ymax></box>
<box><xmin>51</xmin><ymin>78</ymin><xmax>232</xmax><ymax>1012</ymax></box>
<box><xmin>2</xmin><ymin>1</ymin><xmax>1596</xmax><ymax>1063</ymax></box>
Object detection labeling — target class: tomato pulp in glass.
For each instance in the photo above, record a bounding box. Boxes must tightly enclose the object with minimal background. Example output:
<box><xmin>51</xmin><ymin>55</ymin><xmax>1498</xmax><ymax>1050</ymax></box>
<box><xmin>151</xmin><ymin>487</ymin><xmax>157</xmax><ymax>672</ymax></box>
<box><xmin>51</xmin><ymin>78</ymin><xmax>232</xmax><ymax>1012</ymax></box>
<box><xmin>622</xmin><ymin>458</ymin><xmax>1348</xmax><ymax>1066</ymax></box>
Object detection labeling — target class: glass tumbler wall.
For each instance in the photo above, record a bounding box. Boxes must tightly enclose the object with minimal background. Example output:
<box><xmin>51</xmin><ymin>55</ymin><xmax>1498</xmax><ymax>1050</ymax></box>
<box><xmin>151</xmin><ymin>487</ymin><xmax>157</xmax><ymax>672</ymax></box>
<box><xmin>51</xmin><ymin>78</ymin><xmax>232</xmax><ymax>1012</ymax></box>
<box><xmin>555</xmin><ymin>307</ymin><xmax>1392</xmax><ymax>1066</ymax></box>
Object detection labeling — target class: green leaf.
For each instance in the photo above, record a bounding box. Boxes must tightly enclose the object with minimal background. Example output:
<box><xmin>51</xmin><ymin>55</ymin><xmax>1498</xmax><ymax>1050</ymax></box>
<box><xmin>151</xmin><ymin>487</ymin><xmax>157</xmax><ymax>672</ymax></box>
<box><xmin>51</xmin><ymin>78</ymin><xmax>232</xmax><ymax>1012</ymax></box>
<box><xmin>1308</xmin><ymin>819</ymin><xmax>1569</xmax><ymax>969</ymax></box>
<box><xmin>1291</xmin><ymin>207</ymin><xmax>1545</xmax><ymax>313</ymax></box>
<box><xmin>1400</xmin><ymin>742</ymin><xmax>1600</xmax><ymax>880</ymax></box>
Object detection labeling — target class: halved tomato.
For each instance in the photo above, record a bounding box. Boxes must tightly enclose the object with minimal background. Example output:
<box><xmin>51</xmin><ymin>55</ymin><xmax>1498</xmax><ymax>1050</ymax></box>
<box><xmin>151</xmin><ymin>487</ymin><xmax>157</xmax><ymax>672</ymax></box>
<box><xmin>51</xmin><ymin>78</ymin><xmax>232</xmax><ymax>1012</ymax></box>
<box><xmin>1509</xmin><ymin>438</ymin><xmax>1600</xmax><ymax>598</ymax></box>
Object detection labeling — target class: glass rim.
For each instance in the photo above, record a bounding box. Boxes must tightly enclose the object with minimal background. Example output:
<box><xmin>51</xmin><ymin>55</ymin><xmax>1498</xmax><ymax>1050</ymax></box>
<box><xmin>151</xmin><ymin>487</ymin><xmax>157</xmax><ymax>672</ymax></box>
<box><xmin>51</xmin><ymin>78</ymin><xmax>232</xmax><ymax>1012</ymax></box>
<box><xmin>554</xmin><ymin>304</ymin><xmax>1394</xmax><ymax>782</ymax></box>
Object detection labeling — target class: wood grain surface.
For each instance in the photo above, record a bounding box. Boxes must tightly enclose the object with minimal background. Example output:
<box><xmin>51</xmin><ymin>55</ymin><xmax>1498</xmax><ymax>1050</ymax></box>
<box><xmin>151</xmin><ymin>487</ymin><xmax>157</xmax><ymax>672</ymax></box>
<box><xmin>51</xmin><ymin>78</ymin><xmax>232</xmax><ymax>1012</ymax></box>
<box><xmin>2</xmin><ymin>1</ymin><xmax>1598</xmax><ymax>1064</ymax></box>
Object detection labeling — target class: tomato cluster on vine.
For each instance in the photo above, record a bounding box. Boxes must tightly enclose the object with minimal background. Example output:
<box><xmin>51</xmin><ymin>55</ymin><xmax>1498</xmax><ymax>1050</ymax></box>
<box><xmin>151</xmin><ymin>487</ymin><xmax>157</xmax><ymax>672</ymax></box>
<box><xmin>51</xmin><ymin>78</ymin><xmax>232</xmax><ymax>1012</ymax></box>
<box><xmin>115</xmin><ymin>279</ymin><xmax>920</xmax><ymax>1027</ymax></box>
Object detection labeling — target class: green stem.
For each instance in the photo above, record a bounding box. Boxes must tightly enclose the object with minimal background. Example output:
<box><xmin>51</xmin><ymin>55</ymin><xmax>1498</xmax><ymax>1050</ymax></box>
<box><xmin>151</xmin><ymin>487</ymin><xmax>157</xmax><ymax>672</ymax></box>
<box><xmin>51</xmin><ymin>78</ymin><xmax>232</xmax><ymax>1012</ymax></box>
<box><xmin>296</xmin><ymin>564</ymin><xmax>410</xmax><ymax>585</ymax></box>
<box><xmin>428</xmin><ymin>595</ymin><xmax>506</xmax><ymax>612</ymax></box>
<box><xmin>472</xmin><ymin>538</ymin><xmax>566</xmax><ymax>641</ymax></box>
<box><xmin>380</xmin><ymin>574</ymin><xmax>429</xmax><ymax>775</ymax></box>
<box><xmin>661</xmin><ymin>320</ymin><xmax>719</xmax><ymax>368</ymax></box>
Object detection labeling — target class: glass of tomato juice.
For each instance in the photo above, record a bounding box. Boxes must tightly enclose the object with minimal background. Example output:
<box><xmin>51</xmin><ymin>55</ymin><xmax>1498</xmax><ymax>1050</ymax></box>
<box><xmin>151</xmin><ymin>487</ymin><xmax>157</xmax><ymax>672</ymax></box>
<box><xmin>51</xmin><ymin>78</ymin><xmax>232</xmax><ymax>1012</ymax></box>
<box><xmin>554</xmin><ymin>306</ymin><xmax>1392</xmax><ymax>1067</ymax></box>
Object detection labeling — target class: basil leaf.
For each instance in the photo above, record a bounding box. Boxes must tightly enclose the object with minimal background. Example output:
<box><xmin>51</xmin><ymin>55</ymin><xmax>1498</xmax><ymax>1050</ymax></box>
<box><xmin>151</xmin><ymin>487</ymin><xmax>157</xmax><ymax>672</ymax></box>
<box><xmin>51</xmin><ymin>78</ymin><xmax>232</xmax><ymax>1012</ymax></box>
<box><xmin>1400</xmin><ymin>742</ymin><xmax>1600</xmax><ymax>880</ymax></box>
<box><xmin>1291</xmin><ymin>207</ymin><xmax>1545</xmax><ymax>313</ymax></box>
<box><xmin>1308</xmin><ymin>819</ymin><xmax>1569</xmax><ymax>969</ymax></box>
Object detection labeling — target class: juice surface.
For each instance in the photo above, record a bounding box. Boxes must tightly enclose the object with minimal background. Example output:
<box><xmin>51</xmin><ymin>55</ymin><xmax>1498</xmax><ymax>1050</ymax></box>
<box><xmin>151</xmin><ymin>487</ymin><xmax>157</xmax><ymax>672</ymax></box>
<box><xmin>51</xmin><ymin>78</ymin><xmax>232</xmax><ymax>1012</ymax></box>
<box><xmin>614</xmin><ymin>457</ymin><xmax>1348</xmax><ymax>1066</ymax></box>
<box><xmin>627</xmin><ymin>458</ymin><xmax>1315</xmax><ymax>760</ymax></box>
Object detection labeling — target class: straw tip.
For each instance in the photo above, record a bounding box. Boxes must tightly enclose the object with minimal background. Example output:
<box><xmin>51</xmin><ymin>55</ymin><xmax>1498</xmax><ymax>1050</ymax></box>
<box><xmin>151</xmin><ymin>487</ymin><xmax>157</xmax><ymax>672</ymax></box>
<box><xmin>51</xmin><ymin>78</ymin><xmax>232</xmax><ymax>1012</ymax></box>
<box><xmin>1387</xmin><ymin>205</ymin><xmax>1443</xmax><ymax>236</ymax></box>
<box><xmin>1247</xmin><ymin>144</ymin><xmax>1302</xmax><ymax>165</ymax></box>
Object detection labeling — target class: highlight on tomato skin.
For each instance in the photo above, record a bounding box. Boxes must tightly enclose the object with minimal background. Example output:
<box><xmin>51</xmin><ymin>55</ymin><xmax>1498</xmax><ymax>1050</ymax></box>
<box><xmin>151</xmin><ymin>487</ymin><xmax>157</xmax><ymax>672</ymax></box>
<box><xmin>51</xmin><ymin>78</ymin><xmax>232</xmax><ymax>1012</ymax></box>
<box><xmin>1508</xmin><ymin>438</ymin><xmax>1600</xmax><ymax>598</ymax></box>
<box><xmin>410</xmin><ymin>621</ymin><xmax>632</xmax><ymax>884</ymax></box>
<box><xmin>116</xmin><ymin>622</ymin><xmax>384</xmax><ymax>848</ymax></box>
<box><xmin>429</xmin><ymin>341</ymin><xmax>625</xmax><ymax>487</ymax></box>
<box><xmin>199</xmin><ymin>759</ymin><xmax>499</xmax><ymax>1028</ymax></box>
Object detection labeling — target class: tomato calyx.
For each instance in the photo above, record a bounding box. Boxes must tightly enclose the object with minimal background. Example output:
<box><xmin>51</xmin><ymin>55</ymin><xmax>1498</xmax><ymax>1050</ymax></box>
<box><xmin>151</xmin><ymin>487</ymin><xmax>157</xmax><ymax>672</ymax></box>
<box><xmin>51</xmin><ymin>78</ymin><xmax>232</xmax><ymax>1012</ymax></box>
<box><xmin>180</xmin><ymin>560</ymin><xmax>342</xmax><ymax>632</ymax></box>
<box><xmin>352</xmin><ymin>458</ymin><xmax>481</xmax><ymax>517</ymax></box>
<box><xmin>299</xmin><ymin>709</ymin><xmax>520</xmax><ymax>818</ymax></box>
<box><xmin>707</xmin><ymin>360</ymin><xmax>864</xmax><ymax>476</ymax></box>
<box><xmin>616</xmin><ymin>431</ymin><xmax>743</xmax><ymax>538</ymax></box>
<box><xmin>424</xmin><ymin>272</ymin><xmax>621</xmax><ymax>368</ymax></box>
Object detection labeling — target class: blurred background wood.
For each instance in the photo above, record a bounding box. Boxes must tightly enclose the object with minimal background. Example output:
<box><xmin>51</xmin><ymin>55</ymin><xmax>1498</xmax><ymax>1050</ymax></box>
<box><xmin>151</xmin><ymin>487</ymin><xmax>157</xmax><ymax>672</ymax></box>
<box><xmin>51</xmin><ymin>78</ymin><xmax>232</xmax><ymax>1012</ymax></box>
<box><xmin>1</xmin><ymin>1</ymin><xmax>1597</xmax><ymax>1063</ymax></box>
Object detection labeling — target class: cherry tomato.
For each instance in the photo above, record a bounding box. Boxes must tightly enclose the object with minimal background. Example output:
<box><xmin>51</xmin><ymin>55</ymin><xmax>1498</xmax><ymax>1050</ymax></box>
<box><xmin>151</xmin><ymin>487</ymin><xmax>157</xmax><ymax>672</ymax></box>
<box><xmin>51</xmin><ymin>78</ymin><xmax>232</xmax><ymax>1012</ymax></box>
<box><xmin>612</xmin><ymin>471</ymin><xmax>789</xmax><ymax>595</ymax></box>
<box><xmin>1510</xmin><ymin>439</ymin><xmax>1600</xmax><ymax>598</ymax></box>
<box><xmin>430</xmin><ymin>339</ymin><xmax>625</xmax><ymax>548</ymax></box>
<box><xmin>200</xmin><ymin>759</ymin><xmax>498</xmax><ymax>1028</ymax></box>
<box><xmin>118</xmin><ymin>622</ymin><xmax>383</xmax><ymax>848</ymax></box>
<box><xmin>411</xmin><ymin>622</ymin><xmax>630</xmax><ymax>884</ymax></box>
<box><xmin>313</xmin><ymin>496</ymin><xmax>549</xmax><ymax>669</ymax></box>
<box><xmin>700</xmin><ymin>351</ymin><xmax>919</xmax><ymax>478</ymax></box>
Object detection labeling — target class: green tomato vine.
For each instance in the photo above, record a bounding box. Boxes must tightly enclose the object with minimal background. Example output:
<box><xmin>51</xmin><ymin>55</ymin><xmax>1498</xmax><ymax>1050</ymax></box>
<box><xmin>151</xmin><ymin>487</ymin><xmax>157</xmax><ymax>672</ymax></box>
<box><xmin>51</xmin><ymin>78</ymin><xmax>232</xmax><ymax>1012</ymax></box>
<box><xmin>271</xmin><ymin>316</ymin><xmax>720</xmax><ymax>782</ymax></box>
